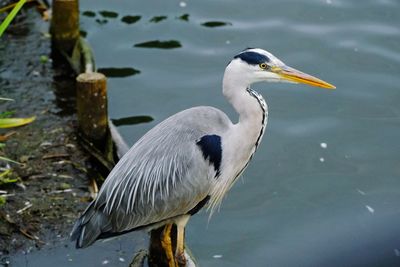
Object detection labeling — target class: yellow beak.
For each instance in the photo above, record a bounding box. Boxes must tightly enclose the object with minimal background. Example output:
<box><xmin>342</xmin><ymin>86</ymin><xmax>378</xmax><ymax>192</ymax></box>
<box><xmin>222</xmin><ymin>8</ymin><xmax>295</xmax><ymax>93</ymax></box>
<box><xmin>272</xmin><ymin>66</ymin><xmax>336</xmax><ymax>89</ymax></box>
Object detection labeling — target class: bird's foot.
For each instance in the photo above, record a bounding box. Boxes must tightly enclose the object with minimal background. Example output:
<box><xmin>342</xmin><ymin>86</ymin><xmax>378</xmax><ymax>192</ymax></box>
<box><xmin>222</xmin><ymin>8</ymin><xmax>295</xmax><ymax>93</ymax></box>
<box><xmin>175</xmin><ymin>251</ymin><xmax>186</xmax><ymax>267</ymax></box>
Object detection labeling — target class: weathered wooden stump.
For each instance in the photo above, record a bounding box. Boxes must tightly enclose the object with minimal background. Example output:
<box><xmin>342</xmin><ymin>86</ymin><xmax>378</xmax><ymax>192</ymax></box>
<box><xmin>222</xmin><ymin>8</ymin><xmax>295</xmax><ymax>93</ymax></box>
<box><xmin>76</xmin><ymin>72</ymin><xmax>108</xmax><ymax>150</ymax></box>
<box><xmin>50</xmin><ymin>0</ymin><xmax>79</xmax><ymax>53</ymax></box>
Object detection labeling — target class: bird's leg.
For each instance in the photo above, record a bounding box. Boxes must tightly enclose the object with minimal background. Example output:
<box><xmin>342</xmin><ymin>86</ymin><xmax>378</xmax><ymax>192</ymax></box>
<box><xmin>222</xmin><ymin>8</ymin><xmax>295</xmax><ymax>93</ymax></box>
<box><xmin>174</xmin><ymin>215</ymin><xmax>190</xmax><ymax>266</ymax></box>
<box><xmin>175</xmin><ymin>224</ymin><xmax>186</xmax><ymax>266</ymax></box>
<box><xmin>161</xmin><ymin>223</ymin><xmax>176</xmax><ymax>267</ymax></box>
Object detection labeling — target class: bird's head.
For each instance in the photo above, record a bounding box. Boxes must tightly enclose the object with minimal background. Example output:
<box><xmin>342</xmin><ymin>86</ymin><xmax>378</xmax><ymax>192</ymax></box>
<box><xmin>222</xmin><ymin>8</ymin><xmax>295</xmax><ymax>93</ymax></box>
<box><xmin>226</xmin><ymin>48</ymin><xmax>335</xmax><ymax>89</ymax></box>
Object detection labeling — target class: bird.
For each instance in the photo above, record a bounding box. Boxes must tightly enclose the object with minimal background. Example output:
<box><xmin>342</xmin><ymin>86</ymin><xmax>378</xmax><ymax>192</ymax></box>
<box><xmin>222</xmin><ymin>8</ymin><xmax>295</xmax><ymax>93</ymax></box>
<box><xmin>71</xmin><ymin>48</ymin><xmax>335</xmax><ymax>265</ymax></box>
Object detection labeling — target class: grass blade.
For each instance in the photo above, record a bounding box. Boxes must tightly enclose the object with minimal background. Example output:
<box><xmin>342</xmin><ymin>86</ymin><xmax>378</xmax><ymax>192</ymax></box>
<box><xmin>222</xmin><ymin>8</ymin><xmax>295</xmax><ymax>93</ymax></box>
<box><xmin>0</xmin><ymin>0</ymin><xmax>27</xmax><ymax>37</ymax></box>
<box><xmin>0</xmin><ymin>156</ymin><xmax>20</xmax><ymax>164</ymax></box>
<box><xmin>0</xmin><ymin>97</ymin><xmax>14</xmax><ymax>101</ymax></box>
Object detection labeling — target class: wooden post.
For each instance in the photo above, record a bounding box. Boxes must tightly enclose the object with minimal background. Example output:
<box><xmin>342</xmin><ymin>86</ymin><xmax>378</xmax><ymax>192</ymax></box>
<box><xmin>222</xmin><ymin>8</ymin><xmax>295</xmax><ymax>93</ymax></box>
<box><xmin>76</xmin><ymin>72</ymin><xmax>108</xmax><ymax>150</ymax></box>
<box><xmin>50</xmin><ymin>0</ymin><xmax>79</xmax><ymax>53</ymax></box>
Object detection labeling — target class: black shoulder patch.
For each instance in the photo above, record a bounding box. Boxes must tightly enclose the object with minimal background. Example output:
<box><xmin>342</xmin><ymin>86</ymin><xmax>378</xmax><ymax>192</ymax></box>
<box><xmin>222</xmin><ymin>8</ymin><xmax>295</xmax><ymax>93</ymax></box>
<box><xmin>196</xmin><ymin>134</ymin><xmax>222</xmax><ymax>177</ymax></box>
<box><xmin>234</xmin><ymin>51</ymin><xmax>270</xmax><ymax>65</ymax></box>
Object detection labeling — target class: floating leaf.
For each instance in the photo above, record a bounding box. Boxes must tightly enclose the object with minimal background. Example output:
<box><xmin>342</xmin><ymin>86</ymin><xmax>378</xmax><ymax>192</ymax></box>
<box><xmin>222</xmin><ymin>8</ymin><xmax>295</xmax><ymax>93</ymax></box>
<box><xmin>149</xmin><ymin>15</ymin><xmax>167</xmax><ymax>23</ymax></box>
<box><xmin>201</xmin><ymin>21</ymin><xmax>232</xmax><ymax>28</ymax></box>
<box><xmin>98</xmin><ymin>67</ymin><xmax>140</xmax><ymax>78</ymax></box>
<box><xmin>121</xmin><ymin>15</ymin><xmax>141</xmax><ymax>24</ymax></box>
<box><xmin>111</xmin><ymin>115</ymin><xmax>154</xmax><ymax>127</ymax></box>
<box><xmin>99</xmin><ymin>10</ymin><xmax>118</xmax><ymax>18</ymax></box>
<box><xmin>82</xmin><ymin>11</ymin><xmax>96</xmax><ymax>17</ymax></box>
<box><xmin>0</xmin><ymin>116</ymin><xmax>35</xmax><ymax>128</ymax></box>
<box><xmin>134</xmin><ymin>40</ymin><xmax>182</xmax><ymax>49</ymax></box>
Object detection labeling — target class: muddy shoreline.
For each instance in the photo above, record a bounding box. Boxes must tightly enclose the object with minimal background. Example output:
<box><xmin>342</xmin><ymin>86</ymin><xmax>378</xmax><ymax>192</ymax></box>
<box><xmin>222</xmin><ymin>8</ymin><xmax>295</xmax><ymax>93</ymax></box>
<box><xmin>0</xmin><ymin>7</ymin><xmax>94</xmax><ymax>257</ymax></box>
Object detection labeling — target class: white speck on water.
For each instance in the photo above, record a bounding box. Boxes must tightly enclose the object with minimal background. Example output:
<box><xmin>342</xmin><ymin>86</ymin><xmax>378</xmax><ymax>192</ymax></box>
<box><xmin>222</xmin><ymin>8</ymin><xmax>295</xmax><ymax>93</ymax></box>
<box><xmin>225</xmin><ymin>40</ymin><xmax>231</xmax><ymax>45</ymax></box>
<box><xmin>319</xmin><ymin>157</ymin><xmax>325</xmax><ymax>162</ymax></box>
<box><xmin>366</xmin><ymin>205</ymin><xmax>374</xmax><ymax>213</ymax></box>
<box><xmin>213</xmin><ymin>255</ymin><xmax>223</xmax><ymax>259</ymax></box>
<box><xmin>119</xmin><ymin>257</ymin><xmax>125</xmax><ymax>262</ymax></box>
<box><xmin>357</xmin><ymin>189</ymin><xmax>366</xmax><ymax>195</ymax></box>
<box><xmin>102</xmin><ymin>259</ymin><xmax>109</xmax><ymax>265</ymax></box>
<box><xmin>179</xmin><ymin>1</ymin><xmax>187</xmax><ymax>7</ymax></box>
<box><xmin>320</xmin><ymin>142</ymin><xmax>327</xmax><ymax>149</ymax></box>
<box><xmin>354</xmin><ymin>47</ymin><xmax>358</xmax><ymax>52</ymax></box>
<box><xmin>326</xmin><ymin>0</ymin><xmax>332</xmax><ymax>4</ymax></box>
<box><xmin>394</xmin><ymin>248</ymin><xmax>400</xmax><ymax>257</ymax></box>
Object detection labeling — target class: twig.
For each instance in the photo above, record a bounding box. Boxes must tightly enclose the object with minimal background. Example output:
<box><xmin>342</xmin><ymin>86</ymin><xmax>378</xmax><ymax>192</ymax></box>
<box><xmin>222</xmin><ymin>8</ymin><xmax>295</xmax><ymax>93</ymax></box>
<box><xmin>16</xmin><ymin>202</ymin><xmax>32</xmax><ymax>214</ymax></box>
<box><xmin>48</xmin><ymin>189</ymin><xmax>73</xmax><ymax>194</ymax></box>
<box><xmin>42</xmin><ymin>153</ymin><xmax>70</xmax><ymax>160</ymax></box>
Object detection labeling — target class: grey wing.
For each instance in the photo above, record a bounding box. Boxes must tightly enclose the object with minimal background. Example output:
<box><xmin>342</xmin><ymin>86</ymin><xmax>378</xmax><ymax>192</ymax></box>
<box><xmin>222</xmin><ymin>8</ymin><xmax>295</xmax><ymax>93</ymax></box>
<box><xmin>71</xmin><ymin>106</ymin><xmax>231</xmax><ymax>248</ymax></box>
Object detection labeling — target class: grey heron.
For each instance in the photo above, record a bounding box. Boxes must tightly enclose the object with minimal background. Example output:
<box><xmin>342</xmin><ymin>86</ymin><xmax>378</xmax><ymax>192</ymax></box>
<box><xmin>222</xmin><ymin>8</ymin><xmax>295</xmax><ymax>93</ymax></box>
<box><xmin>71</xmin><ymin>48</ymin><xmax>334</xmax><ymax>265</ymax></box>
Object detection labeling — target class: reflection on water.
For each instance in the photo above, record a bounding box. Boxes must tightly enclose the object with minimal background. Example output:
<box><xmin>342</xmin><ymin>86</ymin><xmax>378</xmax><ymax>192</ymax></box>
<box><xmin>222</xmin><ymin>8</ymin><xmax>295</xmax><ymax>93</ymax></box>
<box><xmin>201</xmin><ymin>21</ymin><xmax>232</xmax><ymax>28</ymax></box>
<box><xmin>149</xmin><ymin>15</ymin><xmax>167</xmax><ymax>23</ymax></box>
<box><xmin>134</xmin><ymin>40</ymin><xmax>182</xmax><ymax>49</ymax></box>
<box><xmin>98</xmin><ymin>67</ymin><xmax>141</xmax><ymax>77</ymax></box>
<box><xmin>111</xmin><ymin>115</ymin><xmax>154</xmax><ymax>127</ymax></box>
<box><xmin>121</xmin><ymin>15</ymin><xmax>141</xmax><ymax>24</ymax></box>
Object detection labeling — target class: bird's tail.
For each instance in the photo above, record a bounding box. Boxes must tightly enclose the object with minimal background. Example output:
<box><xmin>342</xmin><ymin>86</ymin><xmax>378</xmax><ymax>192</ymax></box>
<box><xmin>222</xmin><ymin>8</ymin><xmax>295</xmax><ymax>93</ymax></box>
<box><xmin>70</xmin><ymin>202</ymin><xmax>110</xmax><ymax>248</ymax></box>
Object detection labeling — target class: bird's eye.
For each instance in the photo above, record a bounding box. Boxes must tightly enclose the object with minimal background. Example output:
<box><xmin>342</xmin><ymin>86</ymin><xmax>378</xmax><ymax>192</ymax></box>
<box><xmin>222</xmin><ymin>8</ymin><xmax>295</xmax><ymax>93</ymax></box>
<box><xmin>259</xmin><ymin>63</ymin><xmax>268</xmax><ymax>69</ymax></box>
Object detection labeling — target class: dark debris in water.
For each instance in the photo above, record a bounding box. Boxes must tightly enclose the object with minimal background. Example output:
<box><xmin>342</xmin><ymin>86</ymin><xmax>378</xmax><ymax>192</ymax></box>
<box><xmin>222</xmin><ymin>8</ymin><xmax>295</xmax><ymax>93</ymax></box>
<box><xmin>201</xmin><ymin>21</ymin><xmax>232</xmax><ymax>28</ymax></box>
<box><xmin>97</xmin><ymin>67</ymin><xmax>141</xmax><ymax>78</ymax></box>
<box><xmin>99</xmin><ymin>10</ymin><xmax>118</xmax><ymax>18</ymax></box>
<box><xmin>177</xmin><ymin>14</ymin><xmax>189</xmax><ymax>21</ymax></box>
<box><xmin>95</xmin><ymin>18</ymin><xmax>108</xmax><ymax>25</ymax></box>
<box><xmin>121</xmin><ymin>15</ymin><xmax>141</xmax><ymax>24</ymax></box>
<box><xmin>134</xmin><ymin>40</ymin><xmax>182</xmax><ymax>49</ymax></box>
<box><xmin>80</xmin><ymin>30</ymin><xmax>87</xmax><ymax>38</ymax></box>
<box><xmin>149</xmin><ymin>15</ymin><xmax>167</xmax><ymax>23</ymax></box>
<box><xmin>111</xmin><ymin>116</ymin><xmax>154</xmax><ymax>127</ymax></box>
<box><xmin>82</xmin><ymin>11</ymin><xmax>96</xmax><ymax>17</ymax></box>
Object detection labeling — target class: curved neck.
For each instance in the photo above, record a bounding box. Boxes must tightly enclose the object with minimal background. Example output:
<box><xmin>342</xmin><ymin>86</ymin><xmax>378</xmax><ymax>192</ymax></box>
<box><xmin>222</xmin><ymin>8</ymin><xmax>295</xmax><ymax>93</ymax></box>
<box><xmin>222</xmin><ymin>68</ymin><xmax>268</xmax><ymax>127</ymax></box>
<box><xmin>209</xmin><ymin>67</ymin><xmax>269</xmax><ymax>212</ymax></box>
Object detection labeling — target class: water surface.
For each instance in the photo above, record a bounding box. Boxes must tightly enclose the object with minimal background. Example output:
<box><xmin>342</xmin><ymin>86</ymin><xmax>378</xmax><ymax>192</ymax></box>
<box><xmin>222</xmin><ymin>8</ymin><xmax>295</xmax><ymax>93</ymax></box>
<box><xmin>10</xmin><ymin>0</ymin><xmax>400</xmax><ymax>266</ymax></box>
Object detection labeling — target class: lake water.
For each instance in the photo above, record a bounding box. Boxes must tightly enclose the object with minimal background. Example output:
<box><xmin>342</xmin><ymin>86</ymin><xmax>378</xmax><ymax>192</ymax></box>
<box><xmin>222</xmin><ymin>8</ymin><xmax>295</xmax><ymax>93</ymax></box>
<box><xmin>9</xmin><ymin>0</ymin><xmax>400</xmax><ymax>266</ymax></box>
